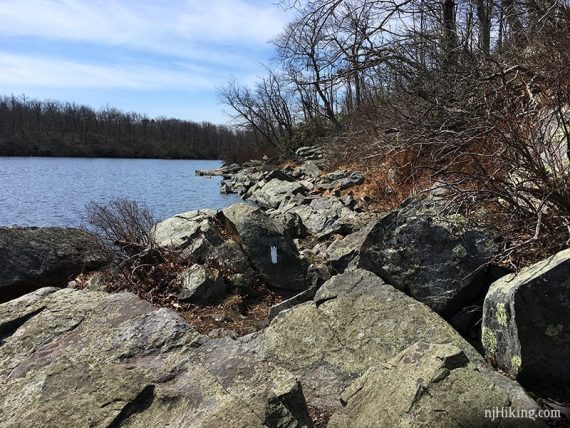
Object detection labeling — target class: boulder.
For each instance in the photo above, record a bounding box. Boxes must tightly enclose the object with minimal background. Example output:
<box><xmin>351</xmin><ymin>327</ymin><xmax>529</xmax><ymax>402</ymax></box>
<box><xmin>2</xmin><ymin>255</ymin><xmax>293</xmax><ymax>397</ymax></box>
<box><xmin>0</xmin><ymin>288</ymin><xmax>313</xmax><ymax>427</ymax></box>
<box><xmin>261</xmin><ymin>269</ymin><xmax>484</xmax><ymax>411</ymax></box>
<box><xmin>152</xmin><ymin>209</ymin><xmax>223</xmax><ymax>260</ymax></box>
<box><xmin>295</xmin><ymin>145</ymin><xmax>324</xmax><ymax>161</ymax></box>
<box><xmin>271</xmin><ymin>211</ymin><xmax>309</xmax><ymax>239</ymax></box>
<box><xmin>358</xmin><ymin>197</ymin><xmax>498</xmax><ymax>317</ymax></box>
<box><xmin>177</xmin><ymin>264</ymin><xmax>227</xmax><ymax>305</ymax></box>
<box><xmin>328</xmin><ymin>342</ymin><xmax>543</xmax><ymax>428</ymax></box>
<box><xmin>206</xmin><ymin>239</ymin><xmax>256</xmax><ymax>279</ymax></box>
<box><xmin>295</xmin><ymin>161</ymin><xmax>322</xmax><ymax>178</ymax></box>
<box><xmin>482</xmin><ymin>248</ymin><xmax>570</xmax><ymax>399</ymax></box>
<box><xmin>250</xmin><ymin>179</ymin><xmax>307</xmax><ymax>209</ymax></box>
<box><xmin>220</xmin><ymin>203</ymin><xmax>309</xmax><ymax>292</ymax></box>
<box><xmin>286</xmin><ymin>197</ymin><xmax>359</xmax><ymax>235</ymax></box>
<box><xmin>325</xmin><ymin>222</ymin><xmax>375</xmax><ymax>273</ymax></box>
<box><xmin>0</xmin><ymin>227</ymin><xmax>109</xmax><ymax>303</ymax></box>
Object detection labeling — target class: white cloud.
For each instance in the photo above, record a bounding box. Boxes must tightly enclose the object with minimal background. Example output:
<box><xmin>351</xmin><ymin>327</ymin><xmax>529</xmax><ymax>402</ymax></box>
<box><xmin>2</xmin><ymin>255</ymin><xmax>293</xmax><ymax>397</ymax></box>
<box><xmin>0</xmin><ymin>0</ymin><xmax>292</xmax><ymax>121</ymax></box>
<box><xmin>0</xmin><ymin>0</ymin><xmax>287</xmax><ymax>64</ymax></box>
<box><xmin>0</xmin><ymin>52</ymin><xmax>219</xmax><ymax>90</ymax></box>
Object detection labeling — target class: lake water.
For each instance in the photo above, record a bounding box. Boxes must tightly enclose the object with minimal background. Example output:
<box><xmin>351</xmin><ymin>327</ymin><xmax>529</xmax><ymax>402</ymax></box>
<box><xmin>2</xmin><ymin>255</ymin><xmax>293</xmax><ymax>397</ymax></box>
<box><xmin>0</xmin><ymin>157</ymin><xmax>241</xmax><ymax>227</ymax></box>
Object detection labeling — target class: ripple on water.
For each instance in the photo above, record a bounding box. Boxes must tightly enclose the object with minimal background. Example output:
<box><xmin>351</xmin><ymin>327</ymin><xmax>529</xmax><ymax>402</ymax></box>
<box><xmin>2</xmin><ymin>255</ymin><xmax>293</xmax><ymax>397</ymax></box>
<box><xmin>0</xmin><ymin>157</ymin><xmax>241</xmax><ymax>227</ymax></box>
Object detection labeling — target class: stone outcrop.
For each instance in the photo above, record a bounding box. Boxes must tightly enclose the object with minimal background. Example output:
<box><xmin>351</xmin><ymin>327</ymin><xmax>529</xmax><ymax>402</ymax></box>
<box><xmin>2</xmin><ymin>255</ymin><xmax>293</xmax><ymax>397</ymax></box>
<box><xmin>0</xmin><ymin>288</ymin><xmax>313</xmax><ymax>427</ymax></box>
<box><xmin>0</xmin><ymin>227</ymin><xmax>109</xmax><ymax>303</ymax></box>
<box><xmin>482</xmin><ymin>248</ymin><xmax>570</xmax><ymax>400</ymax></box>
<box><xmin>358</xmin><ymin>197</ymin><xmax>498</xmax><ymax>317</ymax></box>
<box><xmin>4</xmin><ymin>157</ymin><xmax>562</xmax><ymax>426</ymax></box>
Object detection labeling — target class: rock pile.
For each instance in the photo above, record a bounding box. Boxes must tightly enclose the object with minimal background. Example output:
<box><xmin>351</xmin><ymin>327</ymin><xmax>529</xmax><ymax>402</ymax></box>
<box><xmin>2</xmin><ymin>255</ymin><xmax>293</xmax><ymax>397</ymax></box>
<box><xmin>1</xmin><ymin>154</ymin><xmax>568</xmax><ymax>426</ymax></box>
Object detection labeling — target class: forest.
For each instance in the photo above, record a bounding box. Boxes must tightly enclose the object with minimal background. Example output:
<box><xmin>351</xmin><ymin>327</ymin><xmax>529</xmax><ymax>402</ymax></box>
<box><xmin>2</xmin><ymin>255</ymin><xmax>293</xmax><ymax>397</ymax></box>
<box><xmin>220</xmin><ymin>0</ymin><xmax>570</xmax><ymax>262</ymax></box>
<box><xmin>0</xmin><ymin>95</ymin><xmax>252</xmax><ymax>159</ymax></box>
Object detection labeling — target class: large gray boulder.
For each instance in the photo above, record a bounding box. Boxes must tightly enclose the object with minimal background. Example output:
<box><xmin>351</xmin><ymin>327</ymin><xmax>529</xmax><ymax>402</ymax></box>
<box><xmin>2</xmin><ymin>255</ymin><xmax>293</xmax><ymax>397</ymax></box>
<box><xmin>220</xmin><ymin>203</ymin><xmax>309</xmax><ymax>292</ymax></box>
<box><xmin>0</xmin><ymin>227</ymin><xmax>109</xmax><ymax>302</ymax></box>
<box><xmin>329</xmin><ymin>342</ymin><xmax>542</xmax><ymax>427</ymax></box>
<box><xmin>250</xmin><ymin>179</ymin><xmax>307</xmax><ymax>209</ymax></box>
<box><xmin>482</xmin><ymin>248</ymin><xmax>570</xmax><ymax>400</ymax></box>
<box><xmin>260</xmin><ymin>269</ymin><xmax>485</xmax><ymax>411</ymax></box>
<box><xmin>152</xmin><ymin>210</ymin><xmax>256</xmax><ymax>278</ymax></box>
<box><xmin>285</xmin><ymin>197</ymin><xmax>359</xmax><ymax>235</ymax></box>
<box><xmin>152</xmin><ymin>209</ymin><xmax>223</xmax><ymax>260</ymax></box>
<box><xmin>0</xmin><ymin>288</ymin><xmax>313</xmax><ymax>427</ymax></box>
<box><xmin>358</xmin><ymin>197</ymin><xmax>498</xmax><ymax>317</ymax></box>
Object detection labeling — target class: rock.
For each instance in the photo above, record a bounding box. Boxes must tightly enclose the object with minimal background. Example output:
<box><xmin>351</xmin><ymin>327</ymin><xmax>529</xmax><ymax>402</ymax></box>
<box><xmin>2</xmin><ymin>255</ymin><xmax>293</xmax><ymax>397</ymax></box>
<box><xmin>306</xmin><ymin>263</ymin><xmax>331</xmax><ymax>289</ymax></box>
<box><xmin>250</xmin><ymin>179</ymin><xmax>307</xmax><ymax>209</ymax></box>
<box><xmin>296</xmin><ymin>145</ymin><xmax>324</xmax><ymax>161</ymax></box>
<box><xmin>482</xmin><ymin>248</ymin><xmax>570</xmax><ymax>400</ymax></box>
<box><xmin>207</xmin><ymin>328</ymin><xmax>239</xmax><ymax>339</ymax></box>
<box><xmin>358</xmin><ymin>197</ymin><xmax>498</xmax><ymax>317</ymax></box>
<box><xmin>261</xmin><ymin>269</ymin><xmax>484</xmax><ymax>410</ymax></box>
<box><xmin>328</xmin><ymin>342</ymin><xmax>543</xmax><ymax>428</ymax></box>
<box><xmin>206</xmin><ymin>239</ymin><xmax>256</xmax><ymax>279</ymax></box>
<box><xmin>152</xmin><ymin>209</ymin><xmax>223</xmax><ymax>259</ymax></box>
<box><xmin>86</xmin><ymin>271</ymin><xmax>107</xmax><ymax>291</ymax></box>
<box><xmin>271</xmin><ymin>211</ymin><xmax>309</xmax><ymax>239</ymax></box>
<box><xmin>0</xmin><ymin>227</ymin><xmax>109</xmax><ymax>303</ymax></box>
<box><xmin>325</xmin><ymin>222</ymin><xmax>375</xmax><ymax>273</ymax></box>
<box><xmin>195</xmin><ymin>163</ymin><xmax>241</xmax><ymax>176</ymax></box>
<box><xmin>264</xmin><ymin>169</ymin><xmax>297</xmax><ymax>182</ymax></box>
<box><xmin>177</xmin><ymin>264</ymin><xmax>227</xmax><ymax>305</ymax></box>
<box><xmin>220</xmin><ymin>181</ymin><xmax>232</xmax><ymax>194</ymax></box>
<box><xmin>267</xmin><ymin>264</ymin><xmax>331</xmax><ymax>322</ymax></box>
<box><xmin>0</xmin><ymin>288</ymin><xmax>313</xmax><ymax>427</ymax></box>
<box><xmin>285</xmin><ymin>197</ymin><xmax>358</xmax><ymax>235</ymax></box>
<box><xmin>220</xmin><ymin>203</ymin><xmax>309</xmax><ymax>292</ymax></box>
<box><xmin>336</xmin><ymin>171</ymin><xmax>364</xmax><ymax>190</ymax></box>
<box><xmin>296</xmin><ymin>161</ymin><xmax>322</xmax><ymax>178</ymax></box>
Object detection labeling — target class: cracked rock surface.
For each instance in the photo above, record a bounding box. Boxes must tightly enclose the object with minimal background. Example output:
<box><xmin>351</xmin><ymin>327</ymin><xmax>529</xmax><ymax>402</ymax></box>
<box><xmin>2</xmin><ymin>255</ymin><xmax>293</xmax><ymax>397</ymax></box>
<box><xmin>0</xmin><ymin>288</ymin><xmax>312</xmax><ymax>427</ymax></box>
<box><xmin>328</xmin><ymin>342</ymin><xmax>542</xmax><ymax>427</ymax></box>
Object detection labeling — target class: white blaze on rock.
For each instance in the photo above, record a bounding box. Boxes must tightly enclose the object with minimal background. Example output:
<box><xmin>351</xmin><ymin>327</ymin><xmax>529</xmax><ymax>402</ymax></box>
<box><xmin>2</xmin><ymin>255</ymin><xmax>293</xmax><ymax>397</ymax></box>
<box><xmin>271</xmin><ymin>245</ymin><xmax>278</xmax><ymax>264</ymax></box>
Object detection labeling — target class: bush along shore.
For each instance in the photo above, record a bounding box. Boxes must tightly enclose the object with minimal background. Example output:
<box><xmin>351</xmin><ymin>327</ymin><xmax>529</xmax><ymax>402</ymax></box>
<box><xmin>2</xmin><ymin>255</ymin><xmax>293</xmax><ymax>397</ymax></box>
<box><xmin>1</xmin><ymin>148</ymin><xmax>569</xmax><ymax>427</ymax></box>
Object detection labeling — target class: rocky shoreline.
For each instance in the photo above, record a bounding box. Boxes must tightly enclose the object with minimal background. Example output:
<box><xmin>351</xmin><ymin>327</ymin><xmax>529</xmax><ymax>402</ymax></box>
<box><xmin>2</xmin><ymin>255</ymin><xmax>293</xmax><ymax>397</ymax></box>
<box><xmin>1</xmin><ymin>151</ymin><xmax>569</xmax><ymax>427</ymax></box>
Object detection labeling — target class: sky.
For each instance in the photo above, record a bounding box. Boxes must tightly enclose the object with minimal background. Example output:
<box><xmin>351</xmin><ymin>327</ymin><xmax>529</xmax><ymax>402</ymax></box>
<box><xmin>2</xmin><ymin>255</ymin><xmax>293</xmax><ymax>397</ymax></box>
<box><xmin>0</xmin><ymin>0</ymin><xmax>291</xmax><ymax>123</ymax></box>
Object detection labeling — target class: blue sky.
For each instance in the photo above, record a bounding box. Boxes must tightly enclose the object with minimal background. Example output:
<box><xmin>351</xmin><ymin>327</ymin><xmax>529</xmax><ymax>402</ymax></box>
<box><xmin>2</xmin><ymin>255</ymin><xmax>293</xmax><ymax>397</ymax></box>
<box><xmin>0</xmin><ymin>0</ymin><xmax>290</xmax><ymax>123</ymax></box>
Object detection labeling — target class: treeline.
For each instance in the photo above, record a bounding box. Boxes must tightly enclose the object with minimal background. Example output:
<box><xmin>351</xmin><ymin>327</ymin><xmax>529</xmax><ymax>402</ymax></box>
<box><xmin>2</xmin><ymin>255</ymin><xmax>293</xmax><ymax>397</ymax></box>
<box><xmin>220</xmin><ymin>0</ymin><xmax>570</xmax><ymax>263</ymax></box>
<box><xmin>0</xmin><ymin>95</ymin><xmax>253</xmax><ymax>159</ymax></box>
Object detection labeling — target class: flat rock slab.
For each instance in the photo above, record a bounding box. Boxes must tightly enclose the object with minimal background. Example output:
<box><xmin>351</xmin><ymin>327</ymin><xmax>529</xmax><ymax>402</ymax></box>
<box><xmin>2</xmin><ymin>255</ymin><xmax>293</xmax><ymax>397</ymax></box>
<box><xmin>482</xmin><ymin>248</ymin><xmax>570</xmax><ymax>400</ymax></box>
<box><xmin>0</xmin><ymin>227</ymin><xmax>109</xmax><ymax>302</ymax></box>
<box><xmin>328</xmin><ymin>342</ymin><xmax>543</xmax><ymax>427</ymax></box>
<box><xmin>260</xmin><ymin>269</ymin><xmax>485</xmax><ymax>411</ymax></box>
<box><xmin>0</xmin><ymin>288</ymin><xmax>312</xmax><ymax>427</ymax></box>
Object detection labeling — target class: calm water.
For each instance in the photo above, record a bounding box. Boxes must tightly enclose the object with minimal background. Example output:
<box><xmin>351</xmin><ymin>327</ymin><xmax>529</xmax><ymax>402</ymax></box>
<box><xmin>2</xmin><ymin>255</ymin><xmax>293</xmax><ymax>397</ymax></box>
<box><xmin>0</xmin><ymin>157</ymin><xmax>241</xmax><ymax>227</ymax></box>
